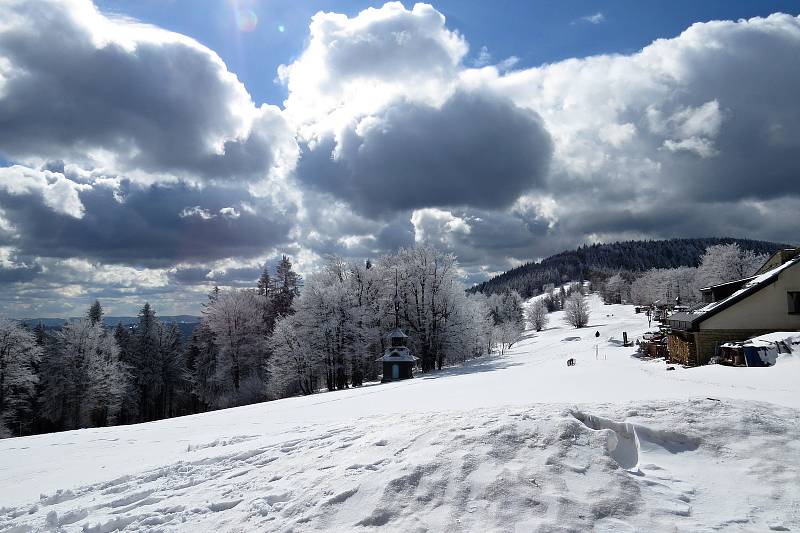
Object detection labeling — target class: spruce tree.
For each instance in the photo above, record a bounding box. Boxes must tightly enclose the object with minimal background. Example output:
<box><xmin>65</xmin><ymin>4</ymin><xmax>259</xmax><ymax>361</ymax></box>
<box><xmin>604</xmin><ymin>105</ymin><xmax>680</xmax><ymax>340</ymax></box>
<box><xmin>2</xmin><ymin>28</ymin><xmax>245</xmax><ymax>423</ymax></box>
<box><xmin>272</xmin><ymin>255</ymin><xmax>301</xmax><ymax>318</ymax></box>
<box><xmin>135</xmin><ymin>302</ymin><xmax>159</xmax><ymax>421</ymax></box>
<box><xmin>87</xmin><ymin>300</ymin><xmax>103</xmax><ymax>326</ymax></box>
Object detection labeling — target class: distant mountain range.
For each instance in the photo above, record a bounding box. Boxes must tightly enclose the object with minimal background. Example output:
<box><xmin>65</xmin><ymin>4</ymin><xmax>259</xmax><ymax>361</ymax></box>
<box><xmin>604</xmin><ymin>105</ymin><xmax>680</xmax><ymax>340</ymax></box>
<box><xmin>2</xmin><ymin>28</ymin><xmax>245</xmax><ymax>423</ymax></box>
<box><xmin>20</xmin><ymin>315</ymin><xmax>200</xmax><ymax>328</ymax></box>
<box><xmin>470</xmin><ymin>237</ymin><xmax>792</xmax><ymax>298</ymax></box>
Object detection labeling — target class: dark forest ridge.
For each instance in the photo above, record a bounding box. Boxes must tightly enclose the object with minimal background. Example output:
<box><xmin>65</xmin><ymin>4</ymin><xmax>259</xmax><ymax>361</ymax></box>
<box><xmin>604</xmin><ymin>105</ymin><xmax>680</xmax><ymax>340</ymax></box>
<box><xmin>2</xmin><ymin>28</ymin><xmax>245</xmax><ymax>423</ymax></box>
<box><xmin>471</xmin><ymin>237</ymin><xmax>792</xmax><ymax>298</ymax></box>
<box><xmin>20</xmin><ymin>315</ymin><xmax>200</xmax><ymax>328</ymax></box>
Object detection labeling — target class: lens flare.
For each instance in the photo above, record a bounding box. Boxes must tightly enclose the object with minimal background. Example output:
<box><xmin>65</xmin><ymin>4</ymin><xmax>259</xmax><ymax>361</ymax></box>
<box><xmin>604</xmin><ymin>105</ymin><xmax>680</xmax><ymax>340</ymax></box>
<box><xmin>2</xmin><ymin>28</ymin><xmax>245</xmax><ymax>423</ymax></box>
<box><xmin>278</xmin><ymin>24</ymin><xmax>285</xmax><ymax>33</ymax></box>
<box><xmin>235</xmin><ymin>8</ymin><xmax>258</xmax><ymax>32</ymax></box>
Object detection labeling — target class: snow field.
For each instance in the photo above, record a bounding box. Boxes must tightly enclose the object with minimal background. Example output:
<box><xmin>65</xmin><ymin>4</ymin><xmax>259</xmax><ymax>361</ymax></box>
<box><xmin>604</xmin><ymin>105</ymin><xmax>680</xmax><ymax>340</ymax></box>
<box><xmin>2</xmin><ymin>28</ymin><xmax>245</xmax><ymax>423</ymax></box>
<box><xmin>1</xmin><ymin>295</ymin><xmax>799</xmax><ymax>531</ymax></box>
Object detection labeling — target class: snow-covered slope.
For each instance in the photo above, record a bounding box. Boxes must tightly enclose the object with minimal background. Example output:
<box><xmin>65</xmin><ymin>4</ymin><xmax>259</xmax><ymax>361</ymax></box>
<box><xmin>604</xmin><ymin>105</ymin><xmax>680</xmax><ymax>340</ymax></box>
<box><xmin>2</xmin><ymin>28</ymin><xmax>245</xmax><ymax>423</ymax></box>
<box><xmin>2</xmin><ymin>296</ymin><xmax>799</xmax><ymax>531</ymax></box>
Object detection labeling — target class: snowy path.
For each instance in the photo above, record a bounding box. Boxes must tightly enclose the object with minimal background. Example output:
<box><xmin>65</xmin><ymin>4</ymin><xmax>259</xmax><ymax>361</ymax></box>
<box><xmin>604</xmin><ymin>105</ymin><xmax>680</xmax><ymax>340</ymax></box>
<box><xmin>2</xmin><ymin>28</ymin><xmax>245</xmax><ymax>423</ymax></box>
<box><xmin>2</xmin><ymin>297</ymin><xmax>799</xmax><ymax>531</ymax></box>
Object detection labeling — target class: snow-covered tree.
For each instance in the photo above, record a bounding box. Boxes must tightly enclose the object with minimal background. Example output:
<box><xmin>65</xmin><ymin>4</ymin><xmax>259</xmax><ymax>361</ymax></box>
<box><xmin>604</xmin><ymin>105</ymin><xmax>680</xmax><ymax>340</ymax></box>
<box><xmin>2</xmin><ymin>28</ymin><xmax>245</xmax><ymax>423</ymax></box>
<box><xmin>488</xmin><ymin>290</ymin><xmax>525</xmax><ymax>328</ymax></box>
<box><xmin>0</xmin><ymin>319</ymin><xmax>41</xmax><ymax>438</ymax></box>
<box><xmin>270</xmin><ymin>316</ymin><xmax>318</xmax><ymax>396</ymax></box>
<box><xmin>630</xmin><ymin>267</ymin><xmax>698</xmax><ymax>305</ymax></box>
<box><xmin>494</xmin><ymin>321</ymin><xmax>523</xmax><ymax>355</ymax></box>
<box><xmin>202</xmin><ymin>289</ymin><xmax>268</xmax><ymax>406</ymax></box>
<box><xmin>564</xmin><ymin>293</ymin><xmax>590</xmax><ymax>328</ymax></box>
<box><xmin>526</xmin><ymin>300</ymin><xmax>549</xmax><ymax>332</ymax></box>
<box><xmin>695</xmin><ymin>243</ymin><xmax>766</xmax><ymax>289</ymax></box>
<box><xmin>390</xmin><ymin>246</ymin><xmax>472</xmax><ymax>371</ymax></box>
<box><xmin>601</xmin><ymin>274</ymin><xmax>630</xmax><ymax>304</ymax></box>
<box><xmin>40</xmin><ymin>319</ymin><xmax>126</xmax><ymax>429</ymax></box>
<box><xmin>465</xmin><ymin>293</ymin><xmax>495</xmax><ymax>356</ymax></box>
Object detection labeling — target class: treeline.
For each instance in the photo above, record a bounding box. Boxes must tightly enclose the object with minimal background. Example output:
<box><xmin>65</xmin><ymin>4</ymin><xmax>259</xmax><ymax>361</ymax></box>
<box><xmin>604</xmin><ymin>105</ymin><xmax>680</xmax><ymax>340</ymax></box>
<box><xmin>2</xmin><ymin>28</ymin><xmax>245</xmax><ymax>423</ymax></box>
<box><xmin>471</xmin><ymin>237</ymin><xmax>787</xmax><ymax>298</ymax></box>
<box><xmin>597</xmin><ymin>243</ymin><xmax>768</xmax><ymax>306</ymax></box>
<box><xmin>0</xmin><ymin>247</ymin><xmax>526</xmax><ymax>438</ymax></box>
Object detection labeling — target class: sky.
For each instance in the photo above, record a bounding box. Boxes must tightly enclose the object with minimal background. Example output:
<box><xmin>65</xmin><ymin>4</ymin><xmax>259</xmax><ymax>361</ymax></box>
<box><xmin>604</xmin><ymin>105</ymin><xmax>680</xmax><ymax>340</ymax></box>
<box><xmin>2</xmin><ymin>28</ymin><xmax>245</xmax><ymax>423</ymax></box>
<box><xmin>1</xmin><ymin>0</ymin><xmax>799</xmax><ymax>317</ymax></box>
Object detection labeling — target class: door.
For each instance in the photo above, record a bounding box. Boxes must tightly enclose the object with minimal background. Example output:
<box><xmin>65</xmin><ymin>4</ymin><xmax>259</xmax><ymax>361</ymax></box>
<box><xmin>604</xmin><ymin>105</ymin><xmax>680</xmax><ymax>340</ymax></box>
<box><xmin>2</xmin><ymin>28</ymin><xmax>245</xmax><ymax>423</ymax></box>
<box><xmin>392</xmin><ymin>364</ymin><xmax>400</xmax><ymax>380</ymax></box>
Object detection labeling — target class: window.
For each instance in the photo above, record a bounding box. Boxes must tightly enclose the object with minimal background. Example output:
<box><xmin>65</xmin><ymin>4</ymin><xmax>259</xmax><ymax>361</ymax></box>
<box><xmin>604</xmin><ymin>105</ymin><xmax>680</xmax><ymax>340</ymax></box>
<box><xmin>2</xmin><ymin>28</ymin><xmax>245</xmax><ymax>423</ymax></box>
<box><xmin>788</xmin><ymin>292</ymin><xmax>800</xmax><ymax>314</ymax></box>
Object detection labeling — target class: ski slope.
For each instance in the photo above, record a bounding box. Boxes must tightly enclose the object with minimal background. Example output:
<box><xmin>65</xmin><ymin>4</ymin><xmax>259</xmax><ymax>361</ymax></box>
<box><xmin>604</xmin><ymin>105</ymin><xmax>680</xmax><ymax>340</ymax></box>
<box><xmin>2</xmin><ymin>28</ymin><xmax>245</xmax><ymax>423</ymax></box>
<box><xmin>2</xmin><ymin>296</ymin><xmax>799</xmax><ymax>531</ymax></box>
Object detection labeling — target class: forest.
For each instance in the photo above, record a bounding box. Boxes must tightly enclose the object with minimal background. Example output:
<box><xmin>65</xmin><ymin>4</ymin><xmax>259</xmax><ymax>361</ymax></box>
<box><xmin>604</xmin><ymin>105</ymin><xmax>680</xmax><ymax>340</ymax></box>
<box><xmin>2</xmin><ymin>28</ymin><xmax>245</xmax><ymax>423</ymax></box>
<box><xmin>470</xmin><ymin>237</ymin><xmax>787</xmax><ymax>298</ymax></box>
<box><xmin>596</xmin><ymin>242</ymin><xmax>772</xmax><ymax>306</ymax></box>
<box><xmin>0</xmin><ymin>246</ymin><xmax>530</xmax><ymax>438</ymax></box>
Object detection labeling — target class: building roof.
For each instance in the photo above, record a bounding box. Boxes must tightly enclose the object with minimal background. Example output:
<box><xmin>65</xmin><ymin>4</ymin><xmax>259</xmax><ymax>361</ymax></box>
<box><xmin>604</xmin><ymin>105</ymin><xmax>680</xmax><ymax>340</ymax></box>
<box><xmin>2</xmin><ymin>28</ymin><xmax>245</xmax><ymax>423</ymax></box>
<box><xmin>387</xmin><ymin>328</ymin><xmax>408</xmax><ymax>339</ymax></box>
<box><xmin>698</xmin><ymin>276</ymin><xmax>755</xmax><ymax>293</ymax></box>
<box><xmin>376</xmin><ymin>346</ymin><xmax>417</xmax><ymax>362</ymax></box>
<box><xmin>667</xmin><ymin>255</ymin><xmax>800</xmax><ymax>330</ymax></box>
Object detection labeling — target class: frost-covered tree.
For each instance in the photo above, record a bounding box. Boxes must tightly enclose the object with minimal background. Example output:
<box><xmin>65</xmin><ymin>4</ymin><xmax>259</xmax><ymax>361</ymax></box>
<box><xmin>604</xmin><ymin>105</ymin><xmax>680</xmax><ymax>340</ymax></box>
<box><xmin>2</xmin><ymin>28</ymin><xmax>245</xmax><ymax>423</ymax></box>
<box><xmin>564</xmin><ymin>293</ymin><xmax>591</xmax><ymax>328</ymax></box>
<box><xmin>202</xmin><ymin>289</ymin><xmax>268</xmax><ymax>406</ymax></box>
<box><xmin>494</xmin><ymin>321</ymin><xmax>523</xmax><ymax>355</ymax></box>
<box><xmin>465</xmin><ymin>293</ymin><xmax>495</xmax><ymax>356</ymax></box>
<box><xmin>0</xmin><ymin>319</ymin><xmax>41</xmax><ymax>438</ymax></box>
<box><xmin>289</xmin><ymin>263</ymin><xmax>355</xmax><ymax>392</ymax></box>
<box><xmin>40</xmin><ymin>319</ymin><xmax>126</xmax><ymax>429</ymax></box>
<box><xmin>601</xmin><ymin>274</ymin><xmax>630</xmax><ymax>304</ymax></box>
<box><xmin>695</xmin><ymin>243</ymin><xmax>766</xmax><ymax>289</ymax></box>
<box><xmin>630</xmin><ymin>267</ymin><xmax>698</xmax><ymax>305</ymax></box>
<box><xmin>488</xmin><ymin>290</ymin><xmax>525</xmax><ymax>328</ymax></box>
<box><xmin>390</xmin><ymin>246</ymin><xmax>470</xmax><ymax>371</ymax></box>
<box><xmin>344</xmin><ymin>259</ymin><xmax>385</xmax><ymax>386</ymax></box>
<box><xmin>270</xmin><ymin>316</ymin><xmax>318</xmax><ymax>396</ymax></box>
<box><xmin>526</xmin><ymin>300</ymin><xmax>549</xmax><ymax>332</ymax></box>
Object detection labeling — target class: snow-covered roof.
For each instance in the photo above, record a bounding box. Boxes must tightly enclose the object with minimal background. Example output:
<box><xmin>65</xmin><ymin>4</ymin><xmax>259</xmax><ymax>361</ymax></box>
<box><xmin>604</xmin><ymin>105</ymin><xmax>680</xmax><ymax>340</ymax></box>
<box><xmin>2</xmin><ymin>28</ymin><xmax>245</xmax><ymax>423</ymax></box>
<box><xmin>698</xmin><ymin>276</ymin><xmax>755</xmax><ymax>293</ymax></box>
<box><xmin>748</xmin><ymin>332</ymin><xmax>800</xmax><ymax>348</ymax></box>
<box><xmin>387</xmin><ymin>328</ymin><xmax>408</xmax><ymax>339</ymax></box>
<box><xmin>667</xmin><ymin>255</ymin><xmax>800</xmax><ymax>329</ymax></box>
<box><xmin>376</xmin><ymin>346</ymin><xmax>417</xmax><ymax>362</ymax></box>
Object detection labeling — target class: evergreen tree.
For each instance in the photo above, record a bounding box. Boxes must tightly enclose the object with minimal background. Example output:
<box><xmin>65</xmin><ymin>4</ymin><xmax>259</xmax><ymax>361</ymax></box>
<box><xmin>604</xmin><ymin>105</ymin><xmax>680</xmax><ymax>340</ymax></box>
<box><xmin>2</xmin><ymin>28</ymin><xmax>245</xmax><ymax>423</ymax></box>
<box><xmin>135</xmin><ymin>302</ymin><xmax>160</xmax><ymax>421</ymax></box>
<box><xmin>113</xmin><ymin>322</ymin><xmax>139</xmax><ymax>423</ymax></box>
<box><xmin>153</xmin><ymin>322</ymin><xmax>186</xmax><ymax>419</ymax></box>
<box><xmin>257</xmin><ymin>267</ymin><xmax>272</xmax><ymax>297</ymax></box>
<box><xmin>87</xmin><ymin>300</ymin><xmax>103</xmax><ymax>326</ymax></box>
<box><xmin>272</xmin><ymin>255</ymin><xmax>302</xmax><ymax>318</ymax></box>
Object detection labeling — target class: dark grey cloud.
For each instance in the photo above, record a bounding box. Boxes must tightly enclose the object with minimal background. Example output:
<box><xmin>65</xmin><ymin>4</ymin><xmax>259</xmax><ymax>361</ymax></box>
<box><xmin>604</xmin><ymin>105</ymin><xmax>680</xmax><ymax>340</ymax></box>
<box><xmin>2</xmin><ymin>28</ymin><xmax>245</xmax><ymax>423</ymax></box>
<box><xmin>0</xmin><ymin>177</ymin><xmax>295</xmax><ymax>267</ymax></box>
<box><xmin>0</xmin><ymin>264</ymin><xmax>42</xmax><ymax>283</ymax></box>
<box><xmin>296</xmin><ymin>90</ymin><xmax>552</xmax><ymax>218</ymax></box>
<box><xmin>0</xmin><ymin>0</ymin><xmax>294</xmax><ymax>182</ymax></box>
<box><xmin>170</xmin><ymin>265</ymin><xmax>262</xmax><ymax>287</ymax></box>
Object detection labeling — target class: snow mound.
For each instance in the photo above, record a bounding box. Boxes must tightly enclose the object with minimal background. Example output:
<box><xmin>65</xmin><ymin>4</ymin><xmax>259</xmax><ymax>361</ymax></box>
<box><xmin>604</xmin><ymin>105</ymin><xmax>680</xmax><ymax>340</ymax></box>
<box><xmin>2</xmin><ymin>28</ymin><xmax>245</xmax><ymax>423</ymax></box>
<box><xmin>572</xmin><ymin>411</ymin><xmax>700</xmax><ymax>471</ymax></box>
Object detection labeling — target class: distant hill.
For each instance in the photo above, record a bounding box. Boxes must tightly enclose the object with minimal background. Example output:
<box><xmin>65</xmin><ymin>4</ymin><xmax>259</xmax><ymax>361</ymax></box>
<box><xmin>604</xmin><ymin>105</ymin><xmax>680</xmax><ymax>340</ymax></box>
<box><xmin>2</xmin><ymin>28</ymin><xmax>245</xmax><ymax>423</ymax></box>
<box><xmin>469</xmin><ymin>237</ymin><xmax>791</xmax><ymax>298</ymax></box>
<box><xmin>20</xmin><ymin>315</ymin><xmax>201</xmax><ymax>339</ymax></box>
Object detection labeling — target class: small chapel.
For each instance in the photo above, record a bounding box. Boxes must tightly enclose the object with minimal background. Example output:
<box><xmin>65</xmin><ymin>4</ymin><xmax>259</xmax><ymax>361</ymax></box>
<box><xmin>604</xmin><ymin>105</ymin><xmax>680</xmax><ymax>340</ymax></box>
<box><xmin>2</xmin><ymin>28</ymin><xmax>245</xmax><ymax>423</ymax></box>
<box><xmin>377</xmin><ymin>328</ymin><xmax>417</xmax><ymax>382</ymax></box>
